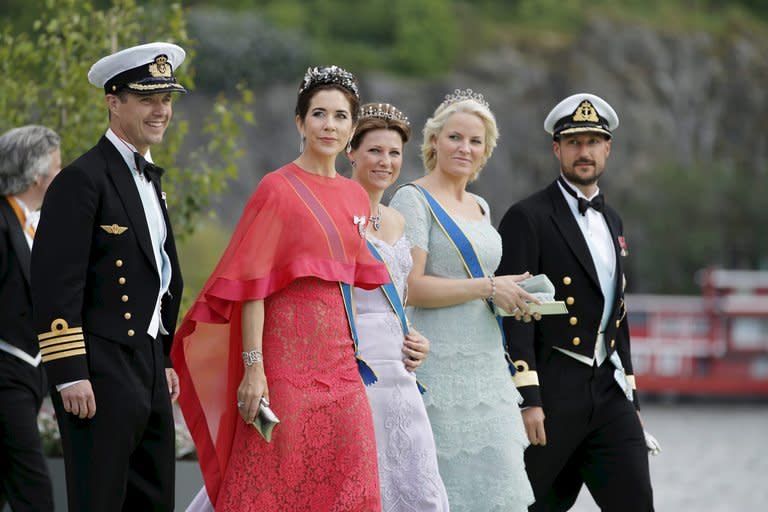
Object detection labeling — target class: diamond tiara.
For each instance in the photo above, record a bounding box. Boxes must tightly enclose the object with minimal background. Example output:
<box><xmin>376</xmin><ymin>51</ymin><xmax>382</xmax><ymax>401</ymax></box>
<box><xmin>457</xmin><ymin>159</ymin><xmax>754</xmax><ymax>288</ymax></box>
<box><xmin>299</xmin><ymin>65</ymin><xmax>359</xmax><ymax>99</ymax></box>
<box><xmin>359</xmin><ymin>103</ymin><xmax>410</xmax><ymax>125</ymax></box>
<box><xmin>438</xmin><ymin>88</ymin><xmax>490</xmax><ymax>110</ymax></box>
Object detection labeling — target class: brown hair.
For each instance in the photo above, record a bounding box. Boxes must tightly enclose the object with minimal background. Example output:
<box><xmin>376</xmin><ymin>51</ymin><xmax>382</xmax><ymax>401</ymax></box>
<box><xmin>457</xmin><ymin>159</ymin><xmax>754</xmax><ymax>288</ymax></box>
<box><xmin>349</xmin><ymin>104</ymin><xmax>411</xmax><ymax>150</ymax></box>
<box><xmin>295</xmin><ymin>85</ymin><xmax>360</xmax><ymax>124</ymax></box>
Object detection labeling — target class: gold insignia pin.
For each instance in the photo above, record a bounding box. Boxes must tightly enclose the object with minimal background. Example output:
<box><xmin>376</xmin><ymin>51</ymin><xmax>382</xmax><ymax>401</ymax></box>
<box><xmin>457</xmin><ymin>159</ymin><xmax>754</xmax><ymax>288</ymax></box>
<box><xmin>100</xmin><ymin>224</ymin><xmax>128</xmax><ymax>235</ymax></box>
<box><xmin>572</xmin><ymin>100</ymin><xmax>600</xmax><ymax>123</ymax></box>
<box><xmin>148</xmin><ymin>54</ymin><xmax>172</xmax><ymax>78</ymax></box>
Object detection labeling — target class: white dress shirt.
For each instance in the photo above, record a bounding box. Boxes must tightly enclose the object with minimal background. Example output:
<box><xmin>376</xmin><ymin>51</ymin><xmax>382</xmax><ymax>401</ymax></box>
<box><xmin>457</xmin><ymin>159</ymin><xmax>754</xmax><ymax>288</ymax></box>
<box><xmin>555</xmin><ymin>176</ymin><xmax>616</xmax><ymax>366</ymax></box>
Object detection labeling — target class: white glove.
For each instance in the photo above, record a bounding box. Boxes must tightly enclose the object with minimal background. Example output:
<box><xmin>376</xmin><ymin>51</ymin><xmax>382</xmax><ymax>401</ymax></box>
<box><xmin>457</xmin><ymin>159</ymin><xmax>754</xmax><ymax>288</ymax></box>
<box><xmin>644</xmin><ymin>430</ymin><xmax>661</xmax><ymax>456</ymax></box>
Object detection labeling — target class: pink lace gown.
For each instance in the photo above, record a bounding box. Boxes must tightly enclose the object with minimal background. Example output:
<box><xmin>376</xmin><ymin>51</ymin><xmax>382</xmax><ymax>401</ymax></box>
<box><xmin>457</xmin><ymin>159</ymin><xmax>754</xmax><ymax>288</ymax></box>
<box><xmin>216</xmin><ymin>278</ymin><xmax>381</xmax><ymax>511</ymax></box>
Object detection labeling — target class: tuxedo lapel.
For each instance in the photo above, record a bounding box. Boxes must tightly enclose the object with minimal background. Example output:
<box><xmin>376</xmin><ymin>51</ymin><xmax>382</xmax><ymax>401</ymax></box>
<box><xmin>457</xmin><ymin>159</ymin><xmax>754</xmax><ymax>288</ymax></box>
<box><xmin>546</xmin><ymin>182</ymin><xmax>601</xmax><ymax>290</ymax></box>
<box><xmin>98</xmin><ymin>137</ymin><xmax>158</xmax><ymax>273</ymax></box>
<box><xmin>603</xmin><ymin>208</ymin><xmax>624</xmax><ymax>300</ymax></box>
<box><xmin>0</xmin><ymin>197</ymin><xmax>31</xmax><ymax>285</ymax></box>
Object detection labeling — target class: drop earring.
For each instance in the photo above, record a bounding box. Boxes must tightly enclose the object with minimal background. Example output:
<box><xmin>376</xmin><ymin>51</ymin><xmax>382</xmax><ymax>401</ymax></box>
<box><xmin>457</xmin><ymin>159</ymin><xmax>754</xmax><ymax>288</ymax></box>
<box><xmin>299</xmin><ymin>135</ymin><xmax>305</xmax><ymax>153</ymax></box>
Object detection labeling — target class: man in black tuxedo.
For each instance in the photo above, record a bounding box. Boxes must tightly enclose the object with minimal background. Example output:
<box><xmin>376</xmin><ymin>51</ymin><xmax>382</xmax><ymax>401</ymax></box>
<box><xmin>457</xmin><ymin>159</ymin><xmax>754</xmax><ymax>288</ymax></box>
<box><xmin>31</xmin><ymin>42</ymin><xmax>186</xmax><ymax>511</ymax></box>
<box><xmin>0</xmin><ymin>125</ymin><xmax>60</xmax><ymax>512</ymax></box>
<box><xmin>498</xmin><ymin>93</ymin><xmax>654</xmax><ymax>511</ymax></box>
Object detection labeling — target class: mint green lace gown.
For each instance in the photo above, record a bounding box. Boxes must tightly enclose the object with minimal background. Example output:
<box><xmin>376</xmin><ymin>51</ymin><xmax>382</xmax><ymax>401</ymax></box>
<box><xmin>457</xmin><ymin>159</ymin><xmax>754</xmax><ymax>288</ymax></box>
<box><xmin>390</xmin><ymin>186</ymin><xmax>535</xmax><ymax>512</ymax></box>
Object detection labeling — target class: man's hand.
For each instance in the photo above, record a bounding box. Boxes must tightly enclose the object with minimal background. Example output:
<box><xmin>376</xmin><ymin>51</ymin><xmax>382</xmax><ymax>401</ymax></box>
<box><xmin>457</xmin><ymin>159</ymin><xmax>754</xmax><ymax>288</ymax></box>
<box><xmin>166</xmin><ymin>368</ymin><xmax>180</xmax><ymax>401</ymax></box>
<box><xmin>522</xmin><ymin>406</ymin><xmax>547</xmax><ymax>446</ymax></box>
<box><xmin>60</xmin><ymin>380</ymin><xmax>96</xmax><ymax>419</ymax></box>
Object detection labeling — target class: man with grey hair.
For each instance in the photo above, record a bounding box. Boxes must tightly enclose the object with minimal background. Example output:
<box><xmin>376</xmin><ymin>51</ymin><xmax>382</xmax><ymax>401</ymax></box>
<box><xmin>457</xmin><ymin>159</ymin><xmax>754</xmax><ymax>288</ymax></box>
<box><xmin>0</xmin><ymin>124</ymin><xmax>60</xmax><ymax>512</ymax></box>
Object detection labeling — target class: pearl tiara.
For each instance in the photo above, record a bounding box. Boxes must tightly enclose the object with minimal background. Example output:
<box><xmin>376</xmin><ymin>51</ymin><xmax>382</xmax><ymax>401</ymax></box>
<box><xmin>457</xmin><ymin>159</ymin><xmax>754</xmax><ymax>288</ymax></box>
<box><xmin>299</xmin><ymin>65</ymin><xmax>359</xmax><ymax>99</ymax></box>
<box><xmin>438</xmin><ymin>88</ymin><xmax>490</xmax><ymax>110</ymax></box>
<box><xmin>359</xmin><ymin>103</ymin><xmax>410</xmax><ymax>125</ymax></box>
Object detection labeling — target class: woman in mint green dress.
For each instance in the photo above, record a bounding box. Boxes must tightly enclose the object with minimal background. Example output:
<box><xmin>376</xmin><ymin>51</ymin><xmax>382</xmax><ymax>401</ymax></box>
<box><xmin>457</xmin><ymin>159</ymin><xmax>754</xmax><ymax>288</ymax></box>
<box><xmin>390</xmin><ymin>90</ymin><xmax>536</xmax><ymax>511</ymax></box>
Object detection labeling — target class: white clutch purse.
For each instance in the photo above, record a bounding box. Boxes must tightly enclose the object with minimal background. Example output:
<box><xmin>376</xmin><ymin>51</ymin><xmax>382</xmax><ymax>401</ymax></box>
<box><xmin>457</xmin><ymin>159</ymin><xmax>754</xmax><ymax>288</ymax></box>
<box><xmin>497</xmin><ymin>274</ymin><xmax>568</xmax><ymax>316</ymax></box>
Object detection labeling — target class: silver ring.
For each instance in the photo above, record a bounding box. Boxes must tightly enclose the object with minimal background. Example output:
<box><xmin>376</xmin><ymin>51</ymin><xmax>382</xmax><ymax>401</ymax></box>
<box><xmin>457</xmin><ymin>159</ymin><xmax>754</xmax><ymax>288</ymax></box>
<box><xmin>237</xmin><ymin>400</ymin><xmax>245</xmax><ymax>408</ymax></box>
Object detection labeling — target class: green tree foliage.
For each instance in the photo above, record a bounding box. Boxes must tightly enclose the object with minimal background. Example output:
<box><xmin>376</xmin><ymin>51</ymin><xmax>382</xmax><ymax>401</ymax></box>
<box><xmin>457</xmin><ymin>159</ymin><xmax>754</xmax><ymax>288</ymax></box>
<box><xmin>621</xmin><ymin>163</ymin><xmax>768</xmax><ymax>293</ymax></box>
<box><xmin>0</xmin><ymin>0</ymin><xmax>254</xmax><ymax>239</ymax></box>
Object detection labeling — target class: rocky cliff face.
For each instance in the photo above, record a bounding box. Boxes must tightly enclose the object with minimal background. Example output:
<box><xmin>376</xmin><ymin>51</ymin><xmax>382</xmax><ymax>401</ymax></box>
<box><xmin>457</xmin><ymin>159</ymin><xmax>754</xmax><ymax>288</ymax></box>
<box><xmin>179</xmin><ymin>19</ymin><xmax>767</xmax><ymax>289</ymax></box>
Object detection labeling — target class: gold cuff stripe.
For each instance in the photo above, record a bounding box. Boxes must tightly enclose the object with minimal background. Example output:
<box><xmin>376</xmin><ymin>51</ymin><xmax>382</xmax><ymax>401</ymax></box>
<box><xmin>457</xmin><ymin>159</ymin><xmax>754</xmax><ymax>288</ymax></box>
<box><xmin>41</xmin><ymin>341</ymin><xmax>86</xmax><ymax>355</ymax></box>
<box><xmin>38</xmin><ymin>319</ymin><xmax>83</xmax><ymax>341</ymax></box>
<box><xmin>41</xmin><ymin>348</ymin><xmax>87</xmax><ymax>363</ymax></box>
<box><xmin>39</xmin><ymin>334</ymin><xmax>85</xmax><ymax>348</ymax></box>
<box><xmin>513</xmin><ymin>370</ymin><xmax>539</xmax><ymax>387</ymax></box>
<box><xmin>626</xmin><ymin>375</ymin><xmax>637</xmax><ymax>390</ymax></box>
<box><xmin>513</xmin><ymin>359</ymin><xmax>530</xmax><ymax>372</ymax></box>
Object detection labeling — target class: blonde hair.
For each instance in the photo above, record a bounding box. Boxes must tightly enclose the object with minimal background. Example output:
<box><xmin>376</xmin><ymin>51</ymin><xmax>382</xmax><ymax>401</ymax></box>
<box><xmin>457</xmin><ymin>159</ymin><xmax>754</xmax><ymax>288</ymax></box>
<box><xmin>420</xmin><ymin>97</ymin><xmax>499</xmax><ymax>182</ymax></box>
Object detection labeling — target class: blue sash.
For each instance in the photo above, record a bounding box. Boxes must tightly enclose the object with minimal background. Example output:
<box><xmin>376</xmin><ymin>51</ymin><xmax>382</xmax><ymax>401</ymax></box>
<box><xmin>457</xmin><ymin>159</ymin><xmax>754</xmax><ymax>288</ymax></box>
<box><xmin>340</xmin><ymin>282</ymin><xmax>378</xmax><ymax>386</ymax></box>
<box><xmin>366</xmin><ymin>239</ymin><xmax>427</xmax><ymax>394</ymax></box>
<box><xmin>404</xmin><ymin>184</ymin><xmax>516</xmax><ymax>377</ymax></box>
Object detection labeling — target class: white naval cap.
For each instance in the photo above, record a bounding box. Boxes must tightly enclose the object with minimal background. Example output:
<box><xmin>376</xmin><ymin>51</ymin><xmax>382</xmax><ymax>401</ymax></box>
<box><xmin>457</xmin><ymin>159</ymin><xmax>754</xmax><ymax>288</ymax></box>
<box><xmin>544</xmin><ymin>93</ymin><xmax>618</xmax><ymax>140</ymax></box>
<box><xmin>88</xmin><ymin>42</ymin><xmax>187</xmax><ymax>95</ymax></box>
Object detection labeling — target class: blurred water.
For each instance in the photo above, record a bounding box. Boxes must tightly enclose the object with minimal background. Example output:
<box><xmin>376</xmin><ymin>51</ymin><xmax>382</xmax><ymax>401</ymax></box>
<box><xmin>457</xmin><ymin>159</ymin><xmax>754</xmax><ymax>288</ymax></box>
<box><xmin>571</xmin><ymin>401</ymin><xmax>768</xmax><ymax>512</ymax></box>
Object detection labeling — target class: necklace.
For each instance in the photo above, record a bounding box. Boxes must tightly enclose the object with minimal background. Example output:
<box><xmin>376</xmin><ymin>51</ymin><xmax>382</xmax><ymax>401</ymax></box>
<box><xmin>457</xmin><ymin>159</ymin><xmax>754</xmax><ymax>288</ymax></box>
<box><xmin>369</xmin><ymin>207</ymin><xmax>382</xmax><ymax>231</ymax></box>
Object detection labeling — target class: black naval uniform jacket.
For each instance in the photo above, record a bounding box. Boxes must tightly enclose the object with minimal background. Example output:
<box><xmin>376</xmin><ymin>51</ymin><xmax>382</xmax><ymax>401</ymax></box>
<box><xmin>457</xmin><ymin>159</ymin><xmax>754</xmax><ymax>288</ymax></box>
<box><xmin>497</xmin><ymin>180</ymin><xmax>638</xmax><ymax>409</ymax></box>
<box><xmin>0</xmin><ymin>198</ymin><xmax>37</xmax><ymax>359</ymax></box>
<box><xmin>31</xmin><ymin>136</ymin><xmax>183</xmax><ymax>387</ymax></box>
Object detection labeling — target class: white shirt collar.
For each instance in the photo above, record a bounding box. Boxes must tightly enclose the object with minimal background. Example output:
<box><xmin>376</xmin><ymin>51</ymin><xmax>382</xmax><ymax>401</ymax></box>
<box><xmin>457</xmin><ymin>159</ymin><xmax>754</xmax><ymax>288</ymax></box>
<box><xmin>105</xmin><ymin>128</ymin><xmax>153</xmax><ymax>174</ymax></box>
<box><xmin>557</xmin><ymin>173</ymin><xmax>601</xmax><ymax>201</ymax></box>
<box><xmin>11</xmin><ymin>195</ymin><xmax>33</xmax><ymax>218</ymax></box>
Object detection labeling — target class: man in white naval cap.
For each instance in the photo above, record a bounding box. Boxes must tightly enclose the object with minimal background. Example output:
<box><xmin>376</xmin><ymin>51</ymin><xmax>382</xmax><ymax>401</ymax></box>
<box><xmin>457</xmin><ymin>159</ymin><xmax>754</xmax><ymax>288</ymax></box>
<box><xmin>31</xmin><ymin>42</ymin><xmax>186</xmax><ymax>511</ymax></box>
<box><xmin>497</xmin><ymin>93</ymin><xmax>654</xmax><ymax>511</ymax></box>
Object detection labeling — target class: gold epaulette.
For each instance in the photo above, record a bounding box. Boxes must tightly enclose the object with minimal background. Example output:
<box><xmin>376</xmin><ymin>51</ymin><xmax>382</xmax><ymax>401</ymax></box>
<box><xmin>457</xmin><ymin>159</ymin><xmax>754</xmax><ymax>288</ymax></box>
<box><xmin>38</xmin><ymin>319</ymin><xmax>86</xmax><ymax>363</ymax></box>
<box><xmin>512</xmin><ymin>360</ymin><xmax>540</xmax><ymax>387</ymax></box>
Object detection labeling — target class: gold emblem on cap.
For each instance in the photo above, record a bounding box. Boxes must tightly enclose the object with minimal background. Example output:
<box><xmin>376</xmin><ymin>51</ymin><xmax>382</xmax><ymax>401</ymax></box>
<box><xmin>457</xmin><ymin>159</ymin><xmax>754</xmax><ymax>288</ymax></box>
<box><xmin>572</xmin><ymin>100</ymin><xmax>599</xmax><ymax>123</ymax></box>
<box><xmin>148</xmin><ymin>54</ymin><xmax>172</xmax><ymax>78</ymax></box>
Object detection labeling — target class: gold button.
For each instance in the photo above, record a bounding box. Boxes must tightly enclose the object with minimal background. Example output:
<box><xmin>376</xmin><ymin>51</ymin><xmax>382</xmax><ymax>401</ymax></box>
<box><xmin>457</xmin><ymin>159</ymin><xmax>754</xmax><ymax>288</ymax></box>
<box><xmin>124</xmin><ymin>312</ymin><xmax>132</xmax><ymax>320</ymax></box>
<box><xmin>115</xmin><ymin>259</ymin><xmax>123</xmax><ymax>267</ymax></box>
<box><xmin>569</xmin><ymin>316</ymin><xmax>578</xmax><ymax>326</ymax></box>
<box><xmin>572</xmin><ymin>337</ymin><xmax>581</xmax><ymax>346</ymax></box>
<box><xmin>566</xmin><ymin>296</ymin><xmax>575</xmax><ymax>306</ymax></box>
<box><xmin>610</xmin><ymin>339</ymin><xmax>616</xmax><ymax>348</ymax></box>
<box><xmin>118</xmin><ymin>277</ymin><xmax>126</xmax><ymax>285</ymax></box>
<box><xmin>127</xmin><ymin>329</ymin><xmax>135</xmax><ymax>337</ymax></box>
<box><xmin>121</xmin><ymin>295</ymin><xmax>129</xmax><ymax>302</ymax></box>
<box><xmin>616</xmin><ymin>319</ymin><xmax>621</xmax><ymax>327</ymax></box>
<box><xmin>563</xmin><ymin>276</ymin><xmax>572</xmax><ymax>285</ymax></box>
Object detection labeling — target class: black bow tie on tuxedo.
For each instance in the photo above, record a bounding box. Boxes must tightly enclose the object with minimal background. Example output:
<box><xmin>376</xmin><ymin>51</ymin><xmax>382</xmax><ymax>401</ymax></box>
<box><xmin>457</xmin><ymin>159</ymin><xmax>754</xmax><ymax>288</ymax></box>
<box><xmin>558</xmin><ymin>176</ymin><xmax>604</xmax><ymax>215</ymax></box>
<box><xmin>134</xmin><ymin>152</ymin><xmax>165</xmax><ymax>181</ymax></box>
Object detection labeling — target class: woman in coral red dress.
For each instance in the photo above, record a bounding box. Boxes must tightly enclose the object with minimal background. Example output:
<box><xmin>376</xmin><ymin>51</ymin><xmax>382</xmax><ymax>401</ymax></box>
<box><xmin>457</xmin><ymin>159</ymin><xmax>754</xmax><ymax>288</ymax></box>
<box><xmin>172</xmin><ymin>66</ymin><xmax>389</xmax><ymax>511</ymax></box>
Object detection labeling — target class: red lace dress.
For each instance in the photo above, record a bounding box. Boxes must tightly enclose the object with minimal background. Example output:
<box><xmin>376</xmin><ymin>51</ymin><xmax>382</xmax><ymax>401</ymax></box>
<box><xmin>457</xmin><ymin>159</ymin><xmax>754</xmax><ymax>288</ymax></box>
<box><xmin>172</xmin><ymin>164</ymin><xmax>389</xmax><ymax>511</ymax></box>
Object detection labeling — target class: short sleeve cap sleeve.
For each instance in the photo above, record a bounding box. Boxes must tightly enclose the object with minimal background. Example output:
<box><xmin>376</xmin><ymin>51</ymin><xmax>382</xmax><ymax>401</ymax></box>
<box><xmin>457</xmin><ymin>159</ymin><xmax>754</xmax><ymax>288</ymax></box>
<box><xmin>389</xmin><ymin>185</ymin><xmax>431</xmax><ymax>252</ymax></box>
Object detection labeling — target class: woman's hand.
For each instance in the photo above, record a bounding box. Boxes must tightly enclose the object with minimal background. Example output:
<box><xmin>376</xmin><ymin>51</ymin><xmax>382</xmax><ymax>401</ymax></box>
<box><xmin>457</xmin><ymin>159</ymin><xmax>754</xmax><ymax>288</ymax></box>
<box><xmin>403</xmin><ymin>328</ymin><xmax>430</xmax><ymax>372</ymax></box>
<box><xmin>237</xmin><ymin>365</ymin><xmax>269</xmax><ymax>424</ymax></box>
<box><xmin>494</xmin><ymin>273</ymin><xmax>542</xmax><ymax>322</ymax></box>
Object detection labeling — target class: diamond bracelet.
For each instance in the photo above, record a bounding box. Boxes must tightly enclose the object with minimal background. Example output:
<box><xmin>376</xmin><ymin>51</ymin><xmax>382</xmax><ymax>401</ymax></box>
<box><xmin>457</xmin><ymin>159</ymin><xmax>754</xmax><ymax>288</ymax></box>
<box><xmin>242</xmin><ymin>350</ymin><xmax>263</xmax><ymax>367</ymax></box>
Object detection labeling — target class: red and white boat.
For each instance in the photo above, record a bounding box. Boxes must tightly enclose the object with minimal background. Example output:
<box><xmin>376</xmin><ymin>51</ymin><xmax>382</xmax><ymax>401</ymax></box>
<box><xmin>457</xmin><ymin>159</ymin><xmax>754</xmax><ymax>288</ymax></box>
<box><xmin>628</xmin><ymin>268</ymin><xmax>768</xmax><ymax>397</ymax></box>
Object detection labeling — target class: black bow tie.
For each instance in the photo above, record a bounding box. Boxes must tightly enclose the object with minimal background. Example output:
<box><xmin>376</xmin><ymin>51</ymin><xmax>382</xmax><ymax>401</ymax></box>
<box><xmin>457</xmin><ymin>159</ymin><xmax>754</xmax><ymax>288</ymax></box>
<box><xmin>134</xmin><ymin>152</ymin><xmax>164</xmax><ymax>180</ymax></box>
<box><xmin>558</xmin><ymin>176</ymin><xmax>604</xmax><ymax>215</ymax></box>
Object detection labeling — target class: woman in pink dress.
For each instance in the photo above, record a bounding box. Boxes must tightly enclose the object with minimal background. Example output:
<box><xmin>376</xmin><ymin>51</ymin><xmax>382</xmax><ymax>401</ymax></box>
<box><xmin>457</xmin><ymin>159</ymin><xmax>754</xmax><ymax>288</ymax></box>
<box><xmin>172</xmin><ymin>66</ymin><xmax>389</xmax><ymax>511</ymax></box>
